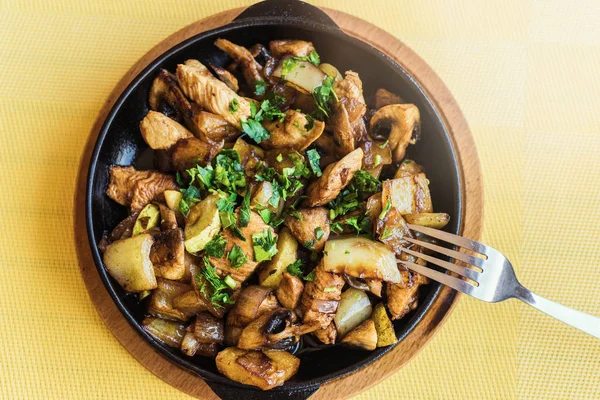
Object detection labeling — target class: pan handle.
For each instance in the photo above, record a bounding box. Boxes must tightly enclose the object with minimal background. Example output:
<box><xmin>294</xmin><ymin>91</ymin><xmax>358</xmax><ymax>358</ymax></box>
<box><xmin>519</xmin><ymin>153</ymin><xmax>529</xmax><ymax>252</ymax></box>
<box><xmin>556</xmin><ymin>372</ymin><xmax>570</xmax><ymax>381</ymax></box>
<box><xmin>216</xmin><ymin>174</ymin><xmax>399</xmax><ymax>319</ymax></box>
<box><xmin>206</xmin><ymin>380</ymin><xmax>319</xmax><ymax>400</ymax></box>
<box><xmin>233</xmin><ymin>0</ymin><xmax>340</xmax><ymax>29</ymax></box>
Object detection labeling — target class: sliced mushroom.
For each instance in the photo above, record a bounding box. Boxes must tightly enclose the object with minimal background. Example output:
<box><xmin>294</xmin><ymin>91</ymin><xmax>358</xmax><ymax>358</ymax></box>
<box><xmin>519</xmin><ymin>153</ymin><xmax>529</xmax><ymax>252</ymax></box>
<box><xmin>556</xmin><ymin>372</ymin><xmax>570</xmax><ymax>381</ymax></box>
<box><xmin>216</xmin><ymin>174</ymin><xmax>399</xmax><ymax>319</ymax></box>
<box><xmin>330</xmin><ymin>102</ymin><xmax>355</xmax><ymax>156</ymax></box>
<box><xmin>284</xmin><ymin>207</ymin><xmax>330</xmax><ymax>251</ymax></box>
<box><xmin>369</xmin><ymin>104</ymin><xmax>420</xmax><ymax>163</ymax></box>
<box><xmin>209</xmin><ymin>62</ymin><xmax>239</xmax><ymax>92</ymax></box>
<box><xmin>305</xmin><ymin>148</ymin><xmax>364</xmax><ymax>207</ymax></box>
<box><xmin>225</xmin><ymin>285</ymin><xmax>279</xmax><ymax>346</ymax></box>
<box><xmin>148</xmin><ymin>69</ymin><xmax>193</xmax><ymax>118</ymax></box>
<box><xmin>170</xmin><ymin>136</ymin><xmax>223</xmax><ymax>171</ymax></box>
<box><xmin>191</xmin><ymin>111</ymin><xmax>240</xmax><ymax>142</ymax></box>
<box><xmin>216</xmin><ymin>348</ymin><xmax>300</xmax><ymax>391</ymax></box>
<box><xmin>193</xmin><ymin>311</ymin><xmax>224</xmax><ymax>344</ymax></box>
<box><xmin>340</xmin><ymin>319</ymin><xmax>377</xmax><ymax>350</ymax></box>
<box><xmin>269</xmin><ymin>40</ymin><xmax>316</xmax><ymax>58</ymax></box>
<box><xmin>214</xmin><ymin>39</ymin><xmax>263</xmax><ymax>90</ymax></box>
<box><xmin>237</xmin><ymin>308</ymin><xmax>314</xmax><ymax>350</ymax></box>
<box><xmin>261</xmin><ymin>110</ymin><xmax>325</xmax><ymax>151</ymax></box>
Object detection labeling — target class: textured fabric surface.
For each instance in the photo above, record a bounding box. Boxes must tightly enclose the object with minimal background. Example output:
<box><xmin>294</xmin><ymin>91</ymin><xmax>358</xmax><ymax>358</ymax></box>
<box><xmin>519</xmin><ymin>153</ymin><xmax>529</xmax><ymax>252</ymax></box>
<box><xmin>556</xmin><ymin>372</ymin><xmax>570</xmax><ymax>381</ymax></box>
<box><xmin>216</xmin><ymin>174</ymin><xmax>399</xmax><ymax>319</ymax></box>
<box><xmin>1</xmin><ymin>0</ymin><xmax>600</xmax><ymax>399</ymax></box>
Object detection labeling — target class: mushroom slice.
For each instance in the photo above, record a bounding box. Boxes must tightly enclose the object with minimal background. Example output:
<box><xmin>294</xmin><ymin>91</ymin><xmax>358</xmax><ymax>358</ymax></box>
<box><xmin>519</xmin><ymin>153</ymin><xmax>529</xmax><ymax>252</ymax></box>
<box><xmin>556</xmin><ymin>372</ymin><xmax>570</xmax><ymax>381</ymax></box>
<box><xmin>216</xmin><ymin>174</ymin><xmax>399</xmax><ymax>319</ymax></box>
<box><xmin>171</xmin><ymin>137</ymin><xmax>223</xmax><ymax>171</ymax></box>
<box><xmin>191</xmin><ymin>111</ymin><xmax>240</xmax><ymax>142</ymax></box>
<box><xmin>341</xmin><ymin>319</ymin><xmax>377</xmax><ymax>350</ymax></box>
<box><xmin>148</xmin><ymin>278</ymin><xmax>191</xmax><ymax>322</ymax></box>
<box><xmin>209</xmin><ymin>62</ymin><xmax>239</xmax><ymax>92</ymax></box>
<box><xmin>176</xmin><ymin>59</ymin><xmax>252</xmax><ymax>129</ymax></box>
<box><xmin>261</xmin><ymin>109</ymin><xmax>325</xmax><ymax>151</ymax></box>
<box><xmin>284</xmin><ymin>207</ymin><xmax>330</xmax><ymax>252</ymax></box>
<box><xmin>334</xmin><ymin>71</ymin><xmax>366</xmax><ymax>115</ymax></box>
<box><xmin>214</xmin><ymin>39</ymin><xmax>262</xmax><ymax>90</ymax></box>
<box><xmin>148</xmin><ymin>69</ymin><xmax>193</xmax><ymax>117</ymax></box>
<box><xmin>305</xmin><ymin>148</ymin><xmax>364</xmax><ymax>207</ymax></box>
<box><xmin>216</xmin><ymin>348</ymin><xmax>300</xmax><ymax>391</ymax></box>
<box><xmin>237</xmin><ymin>308</ymin><xmax>315</xmax><ymax>350</ymax></box>
<box><xmin>373</xmin><ymin>88</ymin><xmax>405</xmax><ymax>109</ymax></box>
<box><xmin>369</xmin><ymin>104</ymin><xmax>420</xmax><ymax>163</ymax></box>
<box><xmin>269</xmin><ymin>40</ymin><xmax>316</xmax><ymax>58</ymax></box>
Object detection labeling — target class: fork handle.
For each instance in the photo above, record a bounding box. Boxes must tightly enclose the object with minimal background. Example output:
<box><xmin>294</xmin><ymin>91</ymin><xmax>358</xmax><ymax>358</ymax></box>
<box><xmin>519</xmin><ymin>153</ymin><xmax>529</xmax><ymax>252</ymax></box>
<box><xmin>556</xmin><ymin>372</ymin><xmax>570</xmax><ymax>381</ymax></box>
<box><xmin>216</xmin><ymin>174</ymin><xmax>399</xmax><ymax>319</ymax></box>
<box><xmin>514</xmin><ymin>285</ymin><xmax>600</xmax><ymax>339</ymax></box>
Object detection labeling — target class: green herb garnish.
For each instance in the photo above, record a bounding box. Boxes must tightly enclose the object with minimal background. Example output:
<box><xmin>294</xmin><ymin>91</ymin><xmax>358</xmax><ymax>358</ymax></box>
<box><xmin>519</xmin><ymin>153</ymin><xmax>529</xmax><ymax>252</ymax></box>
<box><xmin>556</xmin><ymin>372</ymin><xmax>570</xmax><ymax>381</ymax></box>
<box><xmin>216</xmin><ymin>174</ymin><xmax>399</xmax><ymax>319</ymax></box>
<box><xmin>239</xmin><ymin>191</ymin><xmax>251</xmax><ymax>228</ymax></box>
<box><xmin>252</xmin><ymin>229</ymin><xmax>278</xmax><ymax>262</ymax></box>
<box><xmin>315</xmin><ymin>226</ymin><xmax>324</xmax><ymax>240</ymax></box>
<box><xmin>204</xmin><ymin>234</ymin><xmax>227</xmax><ymax>258</ymax></box>
<box><xmin>197</xmin><ymin>258</ymin><xmax>234</xmax><ymax>307</ymax></box>
<box><xmin>303</xmin><ymin>270</ymin><xmax>316</xmax><ymax>282</ymax></box>
<box><xmin>311</xmin><ymin>76</ymin><xmax>338</xmax><ymax>120</ymax></box>
<box><xmin>286</xmin><ymin>259</ymin><xmax>304</xmax><ymax>276</ymax></box>
<box><xmin>254</xmin><ymin>80</ymin><xmax>267</xmax><ymax>96</ymax></box>
<box><xmin>228</xmin><ymin>244</ymin><xmax>248</xmax><ymax>269</ymax></box>
<box><xmin>229</xmin><ymin>98</ymin><xmax>239</xmax><ymax>113</ymax></box>
<box><xmin>306</xmin><ymin>149</ymin><xmax>322</xmax><ymax>177</ymax></box>
<box><xmin>379</xmin><ymin>200</ymin><xmax>391</xmax><ymax>220</ymax></box>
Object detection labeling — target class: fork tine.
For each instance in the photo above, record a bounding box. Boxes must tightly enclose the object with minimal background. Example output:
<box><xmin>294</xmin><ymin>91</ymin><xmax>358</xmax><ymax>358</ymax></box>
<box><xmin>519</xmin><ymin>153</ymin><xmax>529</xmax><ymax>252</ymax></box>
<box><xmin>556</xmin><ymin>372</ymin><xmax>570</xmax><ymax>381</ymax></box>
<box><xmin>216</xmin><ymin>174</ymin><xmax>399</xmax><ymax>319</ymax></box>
<box><xmin>404</xmin><ymin>237</ymin><xmax>485</xmax><ymax>269</ymax></box>
<box><xmin>407</xmin><ymin>224</ymin><xmax>488</xmax><ymax>255</ymax></box>
<box><xmin>399</xmin><ymin>260</ymin><xmax>475</xmax><ymax>294</ymax></box>
<box><xmin>400</xmin><ymin>246</ymin><xmax>480</xmax><ymax>281</ymax></box>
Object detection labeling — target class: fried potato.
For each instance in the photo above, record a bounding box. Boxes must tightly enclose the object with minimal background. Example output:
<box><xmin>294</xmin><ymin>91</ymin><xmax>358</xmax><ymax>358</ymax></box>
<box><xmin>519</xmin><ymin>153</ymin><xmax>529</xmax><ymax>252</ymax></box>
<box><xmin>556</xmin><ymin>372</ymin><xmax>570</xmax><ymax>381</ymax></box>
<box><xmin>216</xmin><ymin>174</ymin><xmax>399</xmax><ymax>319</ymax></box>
<box><xmin>258</xmin><ymin>228</ymin><xmax>298</xmax><ymax>288</ymax></box>
<box><xmin>183</xmin><ymin>193</ymin><xmax>221</xmax><ymax>254</ymax></box>
<box><xmin>404</xmin><ymin>212</ymin><xmax>450</xmax><ymax>229</ymax></box>
<box><xmin>381</xmin><ymin>173</ymin><xmax>433</xmax><ymax>215</ymax></box>
<box><xmin>340</xmin><ymin>319</ymin><xmax>377</xmax><ymax>351</ymax></box>
<box><xmin>103</xmin><ymin>233</ymin><xmax>157</xmax><ymax>292</ymax></box>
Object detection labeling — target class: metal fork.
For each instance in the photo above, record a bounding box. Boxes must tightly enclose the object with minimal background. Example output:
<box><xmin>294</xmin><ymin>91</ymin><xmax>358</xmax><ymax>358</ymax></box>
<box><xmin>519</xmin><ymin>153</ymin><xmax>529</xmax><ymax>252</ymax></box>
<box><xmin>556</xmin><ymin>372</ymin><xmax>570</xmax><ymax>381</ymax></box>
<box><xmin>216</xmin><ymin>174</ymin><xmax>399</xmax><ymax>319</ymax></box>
<box><xmin>397</xmin><ymin>224</ymin><xmax>600</xmax><ymax>339</ymax></box>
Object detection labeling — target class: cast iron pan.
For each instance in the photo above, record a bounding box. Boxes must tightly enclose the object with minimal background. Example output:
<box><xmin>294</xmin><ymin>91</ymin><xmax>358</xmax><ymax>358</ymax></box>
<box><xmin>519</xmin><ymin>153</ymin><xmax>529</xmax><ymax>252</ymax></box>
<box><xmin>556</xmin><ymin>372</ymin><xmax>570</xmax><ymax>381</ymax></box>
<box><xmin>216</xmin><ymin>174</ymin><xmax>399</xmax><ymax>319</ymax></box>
<box><xmin>85</xmin><ymin>0</ymin><xmax>463</xmax><ymax>399</ymax></box>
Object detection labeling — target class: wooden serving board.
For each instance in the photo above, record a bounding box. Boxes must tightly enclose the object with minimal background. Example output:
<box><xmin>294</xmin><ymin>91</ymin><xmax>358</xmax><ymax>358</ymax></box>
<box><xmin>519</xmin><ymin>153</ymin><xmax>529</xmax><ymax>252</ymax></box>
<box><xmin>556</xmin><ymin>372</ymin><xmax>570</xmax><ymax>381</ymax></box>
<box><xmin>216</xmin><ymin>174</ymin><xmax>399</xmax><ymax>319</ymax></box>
<box><xmin>74</xmin><ymin>6</ymin><xmax>483</xmax><ymax>400</ymax></box>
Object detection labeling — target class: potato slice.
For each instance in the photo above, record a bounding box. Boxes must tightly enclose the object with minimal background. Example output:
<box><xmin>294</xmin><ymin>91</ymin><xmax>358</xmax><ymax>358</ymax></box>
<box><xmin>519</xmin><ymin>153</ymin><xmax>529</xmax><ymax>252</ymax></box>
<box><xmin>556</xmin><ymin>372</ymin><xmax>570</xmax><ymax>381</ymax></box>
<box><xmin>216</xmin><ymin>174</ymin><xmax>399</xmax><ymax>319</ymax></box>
<box><xmin>381</xmin><ymin>173</ymin><xmax>432</xmax><ymax>215</ymax></box>
<box><xmin>319</xmin><ymin>63</ymin><xmax>342</xmax><ymax>81</ymax></box>
<box><xmin>272</xmin><ymin>59</ymin><xmax>326</xmax><ymax>94</ymax></box>
<box><xmin>103</xmin><ymin>233</ymin><xmax>157</xmax><ymax>292</ymax></box>
<box><xmin>258</xmin><ymin>228</ymin><xmax>298</xmax><ymax>288</ymax></box>
<box><xmin>164</xmin><ymin>190</ymin><xmax>183</xmax><ymax>211</ymax></box>
<box><xmin>132</xmin><ymin>203</ymin><xmax>160</xmax><ymax>236</ymax></box>
<box><xmin>233</xmin><ymin>137</ymin><xmax>264</xmax><ymax>172</ymax></box>
<box><xmin>251</xmin><ymin>181</ymin><xmax>283</xmax><ymax>217</ymax></box>
<box><xmin>404</xmin><ymin>212</ymin><xmax>450</xmax><ymax>229</ymax></box>
<box><xmin>372</xmin><ymin>303</ymin><xmax>397</xmax><ymax>347</ymax></box>
<box><xmin>322</xmin><ymin>237</ymin><xmax>401</xmax><ymax>283</ymax></box>
<box><xmin>334</xmin><ymin>288</ymin><xmax>373</xmax><ymax>338</ymax></box>
<box><xmin>142</xmin><ymin>317</ymin><xmax>186</xmax><ymax>348</ymax></box>
<box><xmin>341</xmin><ymin>319</ymin><xmax>377</xmax><ymax>350</ymax></box>
<box><xmin>184</xmin><ymin>193</ymin><xmax>221</xmax><ymax>254</ymax></box>
<box><xmin>216</xmin><ymin>348</ymin><xmax>300</xmax><ymax>390</ymax></box>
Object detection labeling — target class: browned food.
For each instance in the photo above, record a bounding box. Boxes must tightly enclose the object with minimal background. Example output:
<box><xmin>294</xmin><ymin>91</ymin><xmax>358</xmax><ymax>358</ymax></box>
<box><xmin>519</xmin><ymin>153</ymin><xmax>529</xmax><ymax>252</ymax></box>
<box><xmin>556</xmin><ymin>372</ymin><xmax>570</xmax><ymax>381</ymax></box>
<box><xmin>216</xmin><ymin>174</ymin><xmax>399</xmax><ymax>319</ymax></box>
<box><xmin>171</xmin><ymin>136</ymin><xmax>224</xmax><ymax>171</ymax></box>
<box><xmin>373</xmin><ymin>88</ymin><xmax>405</xmax><ymax>109</ymax></box>
<box><xmin>106</xmin><ymin>166</ymin><xmax>178</xmax><ymax>212</ymax></box>
<box><xmin>142</xmin><ymin>317</ymin><xmax>186</xmax><ymax>348</ymax></box>
<box><xmin>158</xmin><ymin>203</ymin><xmax>178</xmax><ymax>231</ymax></box>
<box><xmin>284</xmin><ymin>207</ymin><xmax>330</xmax><ymax>251</ymax></box>
<box><xmin>216</xmin><ymin>348</ymin><xmax>300</xmax><ymax>390</ymax></box>
<box><xmin>148</xmin><ymin>69</ymin><xmax>193</xmax><ymax>118</ymax></box>
<box><xmin>375</xmin><ymin>207</ymin><xmax>412</xmax><ymax>256</ymax></box>
<box><xmin>299</xmin><ymin>263</ymin><xmax>345</xmax><ymax>328</ymax></box>
<box><xmin>148</xmin><ymin>278</ymin><xmax>191</xmax><ymax>321</ymax></box>
<box><xmin>139</xmin><ymin>111</ymin><xmax>193</xmax><ymax>150</ymax></box>
<box><xmin>394</xmin><ymin>159</ymin><xmax>424</xmax><ymax>178</ymax></box>
<box><xmin>225</xmin><ymin>286</ymin><xmax>279</xmax><ymax>346</ymax></box>
<box><xmin>107</xmin><ymin>212</ymin><xmax>138</xmax><ymax>241</ymax></box>
<box><xmin>313</xmin><ymin>322</ymin><xmax>337</xmax><ymax>345</ymax></box>
<box><xmin>172</xmin><ymin>289</ymin><xmax>207</xmax><ymax>316</ymax></box>
<box><xmin>366</xmin><ymin>279</ymin><xmax>383</xmax><ymax>297</ymax></box>
<box><xmin>209</xmin><ymin>211</ymin><xmax>276</xmax><ymax>287</ymax></box>
<box><xmin>194</xmin><ymin>311</ymin><xmax>225</xmax><ymax>344</ymax></box>
<box><xmin>305</xmin><ymin>148</ymin><xmax>364</xmax><ymax>207</ymax></box>
<box><xmin>214</xmin><ymin>39</ymin><xmax>263</xmax><ymax>89</ymax></box>
<box><xmin>261</xmin><ymin>110</ymin><xmax>325</xmax><ymax>151</ymax></box>
<box><xmin>340</xmin><ymin>319</ymin><xmax>377</xmax><ymax>350</ymax></box>
<box><xmin>237</xmin><ymin>308</ymin><xmax>314</xmax><ymax>350</ymax></box>
<box><xmin>381</xmin><ymin>173</ymin><xmax>433</xmax><ymax>215</ymax></box>
<box><xmin>360</xmin><ymin>140</ymin><xmax>392</xmax><ymax>179</ymax></box>
<box><xmin>150</xmin><ymin>228</ymin><xmax>185</xmax><ymax>280</ymax></box>
<box><xmin>176</xmin><ymin>60</ymin><xmax>252</xmax><ymax>129</ymax></box>
<box><xmin>334</xmin><ymin>71</ymin><xmax>366</xmax><ymax>112</ymax></box>
<box><xmin>269</xmin><ymin>40</ymin><xmax>316</xmax><ymax>58</ymax></box>
<box><xmin>387</xmin><ymin>267</ymin><xmax>429</xmax><ymax>320</ymax></box>
<box><xmin>370</xmin><ymin>104</ymin><xmax>420</xmax><ymax>163</ymax></box>
<box><xmin>275</xmin><ymin>273</ymin><xmax>304</xmax><ymax>310</ymax></box>
<box><xmin>209</xmin><ymin>62</ymin><xmax>239</xmax><ymax>92</ymax></box>
<box><xmin>191</xmin><ymin>111</ymin><xmax>240</xmax><ymax>142</ymax></box>
<box><xmin>330</xmin><ymin>102</ymin><xmax>355</xmax><ymax>156</ymax></box>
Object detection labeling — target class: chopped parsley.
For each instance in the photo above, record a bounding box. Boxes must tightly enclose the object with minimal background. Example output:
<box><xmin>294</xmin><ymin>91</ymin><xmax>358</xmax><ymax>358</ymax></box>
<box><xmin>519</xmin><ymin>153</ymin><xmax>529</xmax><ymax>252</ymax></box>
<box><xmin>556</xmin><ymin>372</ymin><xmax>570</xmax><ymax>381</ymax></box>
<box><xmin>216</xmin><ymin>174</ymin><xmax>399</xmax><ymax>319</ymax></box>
<box><xmin>344</xmin><ymin>250</ymin><xmax>350</xmax><ymax>254</ymax></box>
<box><xmin>239</xmin><ymin>191</ymin><xmax>251</xmax><ymax>228</ymax></box>
<box><xmin>229</xmin><ymin>98</ymin><xmax>239</xmax><ymax>113</ymax></box>
<box><xmin>228</xmin><ymin>244</ymin><xmax>248</xmax><ymax>269</ymax></box>
<box><xmin>378</xmin><ymin>140</ymin><xmax>389</xmax><ymax>149</ymax></box>
<box><xmin>323</xmin><ymin>287</ymin><xmax>337</xmax><ymax>293</ymax></box>
<box><xmin>186</xmin><ymin>149</ymin><xmax>246</xmax><ymax>193</ymax></box>
<box><xmin>304</xmin><ymin>114</ymin><xmax>315</xmax><ymax>131</ymax></box>
<box><xmin>307</xmin><ymin>50</ymin><xmax>320</xmax><ymax>66</ymax></box>
<box><xmin>241</xmin><ymin>92</ymin><xmax>287</xmax><ymax>144</ymax></box>
<box><xmin>374</xmin><ymin>154</ymin><xmax>382</xmax><ymax>167</ymax></box>
<box><xmin>178</xmin><ymin>185</ymin><xmax>201</xmax><ymax>217</ymax></box>
<box><xmin>216</xmin><ymin>192</ymin><xmax>237</xmax><ymax>229</ymax></box>
<box><xmin>224</xmin><ymin>275</ymin><xmax>236</xmax><ymax>289</ymax></box>
<box><xmin>204</xmin><ymin>234</ymin><xmax>226</xmax><ymax>258</ymax></box>
<box><xmin>328</xmin><ymin>170</ymin><xmax>381</xmax><ymax>219</ymax></box>
<box><xmin>330</xmin><ymin>221</ymin><xmax>344</xmax><ymax>233</ymax></box>
<box><xmin>306</xmin><ymin>149</ymin><xmax>322</xmax><ymax>177</ymax></box>
<box><xmin>241</xmin><ymin>118</ymin><xmax>270</xmax><ymax>144</ymax></box>
<box><xmin>254</xmin><ymin>80</ymin><xmax>267</xmax><ymax>96</ymax></box>
<box><xmin>281</xmin><ymin>57</ymin><xmax>299</xmax><ymax>76</ymax></box>
<box><xmin>311</xmin><ymin>76</ymin><xmax>338</xmax><ymax>120</ymax></box>
<box><xmin>276</xmin><ymin>153</ymin><xmax>283</xmax><ymax>162</ymax></box>
<box><xmin>252</xmin><ymin>229</ymin><xmax>278</xmax><ymax>262</ymax></box>
<box><xmin>257</xmin><ymin>208</ymin><xmax>272</xmax><ymax>224</ymax></box>
<box><xmin>286</xmin><ymin>259</ymin><xmax>304</xmax><ymax>276</ymax></box>
<box><xmin>315</xmin><ymin>226</ymin><xmax>325</xmax><ymax>240</ymax></box>
<box><xmin>303</xmin><ymin>270</ymin><xmax>316</xmax><ymax>282</ymax></box>
<box><xmin>290</xmin><ymin>210</ymin><xmax>303</xmax><ymax>220</ymax></box>
<box><xmin>380</xmin><ymin>226</ymin><xmax>394</xmax><ymax>240</ymax></box>
<box><xmin>197</xmin><ymin>257</ymin><xmax>234</xmax><ymax>307</ymax></box>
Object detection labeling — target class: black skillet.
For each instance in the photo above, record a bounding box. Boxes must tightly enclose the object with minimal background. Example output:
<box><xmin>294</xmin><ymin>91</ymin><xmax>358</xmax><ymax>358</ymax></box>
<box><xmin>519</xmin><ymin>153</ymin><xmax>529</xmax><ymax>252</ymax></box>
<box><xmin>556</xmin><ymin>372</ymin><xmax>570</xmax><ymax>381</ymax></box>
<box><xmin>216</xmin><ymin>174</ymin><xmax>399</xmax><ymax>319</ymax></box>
<box><xmin>85</xmin><ymin>0</ymin><xmax>463</xmax><ymax>399</ymax></box>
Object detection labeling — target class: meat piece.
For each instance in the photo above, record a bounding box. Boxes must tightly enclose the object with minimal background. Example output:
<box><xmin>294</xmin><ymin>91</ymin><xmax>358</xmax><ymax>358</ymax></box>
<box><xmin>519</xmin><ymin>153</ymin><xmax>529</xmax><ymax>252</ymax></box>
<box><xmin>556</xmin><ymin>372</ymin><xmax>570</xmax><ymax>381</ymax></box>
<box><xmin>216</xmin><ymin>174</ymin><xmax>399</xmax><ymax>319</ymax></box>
<box><xmin>193</xmin><ymin>311</ymin><xmax>225</xmax><ymax>344</ymax></box>
<box><xmin>261</xmin><ymin>110</ymin><xmax>325</xmax><ymax>151</ymax></box>
<box><xmin>150</xmin><ymin>228</ymin><xmax>185</xmax><ymax>280</ymax></box>
<box><xmin>305</xmin><ymin>148</ymin><xmax>364</xmax><ymax>207</ymax></box>
<box><xmin>269</xmin><ymin>40</ymin><xmax>316</xmax><ymax>58</ymax></box>
<box><xmin>375</xmin><ymin>207</ymin><xmax>412</xmax><ymax>256</ymax></box>
<box><xmin>386</xmin><ymin>267</ymin><xmax>429</xmax><ymax>320</ymax></box>
<box><xmin>148</xmin><ymin>69</ymin><xmax>193</xmax><ymax>118</ymax></box>
<box><xmin>106</xmin><ymin>166</ymin><xmax>178</xmax><ymax>212</ymax></box>
<box><xmin>334</xmin><ymin>71</ymin><xmax>366</xmax><ymax>116</ymax></box>
<box><xmin>284</xmin><ymin>207</ymin><xmax>330</xmax><ymax>251</ymax></box>
<box><xmin>191</xmin><ymin>111</ymin><xmax>240</xmax><ymax>142</ymax></box>
<box><xmin>176</xmin><ymin>59</ymin><xmax>252</xmax><ymax>129</ymax></box>
<box><xmin>209</xmin><ymin>63</ymin><xmax>239</xmax><ymax>92</ymax></box>
<box><xmin>216</xmin><ymin>348</ymin><xmax>300</xmax><ymax>391</ymax></box>
<box><xmin>275</xmin><ymin>273</ymin><xmax>304</xmax><ymax>311</ymax></box>
<box><xmin>214</xmin><ymin>39</ymin><xmax>263</xmax><ymax>90</ymax></box>
<box><xmin>373</xmin><ymin>88</ymin><xmax>405</xmax><ymax>109</ymax></box>
<box><xmin>158</xmin><ymin>203</ymin><xmax>177</xmax><ymax>231</ymax></box>
<box><xmin>209</xmin><ymin>211</ymin><xmax>276</xmax><ymax>287</ymax></box>
<box><xmin>313</xmin><ymin>322</ymin><xmax>337</xmax><ymax>345</ymax></box>
<box><xmin>170</xmin><ymin>137</ymin><xmax>223</xmax><ymax>171</ymax></box>
<box><xmin>139</xmin><ymin>111</ymin><xmax>193</xmax><ymax>150</ymax></box>
<box><xmin>300</xmin><ymin>262</ymin><xmax>345</xmax><ymax>328</ymax></box>
<box><xmin>340</xmin><ymin>319</ymin><xmax>377</xmax><ymax>350</ymax></box>
<box><xmin>330</xmin><ymin>102</ymin><xmax>355</xmax><ymax>156</ymax></box>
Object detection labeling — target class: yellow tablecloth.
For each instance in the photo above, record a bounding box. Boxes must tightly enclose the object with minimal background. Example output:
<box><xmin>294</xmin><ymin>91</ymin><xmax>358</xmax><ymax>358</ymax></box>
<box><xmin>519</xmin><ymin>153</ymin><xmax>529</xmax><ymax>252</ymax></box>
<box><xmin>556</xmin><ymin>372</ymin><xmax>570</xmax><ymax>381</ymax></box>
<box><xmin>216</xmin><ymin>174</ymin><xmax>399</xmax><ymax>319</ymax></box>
<box><xmin>2</xmin><ymin>0</ymin><xmax>600</xmax><ymax>398</ymax></box>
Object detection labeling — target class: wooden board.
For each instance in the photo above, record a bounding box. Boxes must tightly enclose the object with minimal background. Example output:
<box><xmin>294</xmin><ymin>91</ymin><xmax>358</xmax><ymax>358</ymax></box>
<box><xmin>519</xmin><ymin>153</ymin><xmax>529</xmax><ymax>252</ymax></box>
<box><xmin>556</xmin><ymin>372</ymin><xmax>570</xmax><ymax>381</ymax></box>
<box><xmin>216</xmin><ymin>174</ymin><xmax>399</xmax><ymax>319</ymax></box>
<box><xmin>74</xmin><ymin>6</ymin><xmax>483</xmax><ymax>400</ymax></box>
